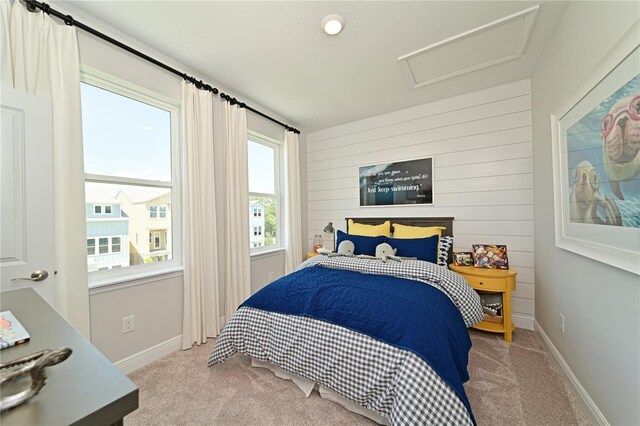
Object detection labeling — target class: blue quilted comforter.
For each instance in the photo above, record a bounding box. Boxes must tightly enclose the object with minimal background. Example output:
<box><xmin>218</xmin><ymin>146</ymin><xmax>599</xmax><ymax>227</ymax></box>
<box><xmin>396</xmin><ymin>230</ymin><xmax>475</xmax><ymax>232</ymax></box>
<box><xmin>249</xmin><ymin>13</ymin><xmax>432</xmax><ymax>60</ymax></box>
<box><xmin>242</xmin><ymin>264</ymin><xmax>476</xmax><ymax>423</ymax></box>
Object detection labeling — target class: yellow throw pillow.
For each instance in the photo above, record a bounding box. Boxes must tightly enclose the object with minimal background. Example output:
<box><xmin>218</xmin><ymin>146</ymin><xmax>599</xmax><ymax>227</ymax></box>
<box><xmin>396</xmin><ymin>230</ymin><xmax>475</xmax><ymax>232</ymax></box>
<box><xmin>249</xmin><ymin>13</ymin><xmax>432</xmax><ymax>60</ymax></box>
<box><xmin>348</xmin><ymin>219</ymin><xmax>391</xmax><ymax>237</ymax></box>
<box><xmin>392</xmin><ymin>223</ymin><xmax>446</xmax><ymax>239</ymax></box>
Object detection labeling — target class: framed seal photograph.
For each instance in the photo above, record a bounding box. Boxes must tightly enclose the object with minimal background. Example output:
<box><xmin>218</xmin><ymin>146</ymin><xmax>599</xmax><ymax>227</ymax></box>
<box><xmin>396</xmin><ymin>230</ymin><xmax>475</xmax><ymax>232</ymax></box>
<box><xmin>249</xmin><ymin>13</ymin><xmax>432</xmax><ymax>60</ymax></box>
<box><xmin>551</xmin><ymin>22</ymin><xmax>640</xmax><ymax>275</ymax></box>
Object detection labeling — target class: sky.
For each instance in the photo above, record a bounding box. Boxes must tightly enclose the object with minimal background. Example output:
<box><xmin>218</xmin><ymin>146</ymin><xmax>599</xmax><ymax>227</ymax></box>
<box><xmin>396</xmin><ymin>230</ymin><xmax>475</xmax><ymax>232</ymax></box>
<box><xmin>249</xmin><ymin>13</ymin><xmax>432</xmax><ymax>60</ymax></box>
<box><xmin>81</xmin><ymin>82</ymin><xmax>172</xmax><ymax>182</ymax></box>
<box><xmin>248</xmin><ymin>140</ymin><xmax>275</xmax><ymax>194</ymax></box>
<box><xmin>82</xmin><ymin>82</ymin><xmax>276</xmax><ymax>196</ymax></box>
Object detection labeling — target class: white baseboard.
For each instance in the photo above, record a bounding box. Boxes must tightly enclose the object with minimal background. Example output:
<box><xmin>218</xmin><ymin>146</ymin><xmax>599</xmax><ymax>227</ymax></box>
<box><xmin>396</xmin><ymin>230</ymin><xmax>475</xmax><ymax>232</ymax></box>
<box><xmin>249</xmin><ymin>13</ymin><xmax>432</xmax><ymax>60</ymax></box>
<box><xmin>114</xmin><ymin>335</ymin><xmax>182</xmax><ymax>375</ymax></box>
<box><xmin>534</xmin><ymin>321</ymin><xmax>609</xmax><ymax>426</ymax></box>
<box><xmin>512</xmin><ymin>313</ymin><xmax>534</xmax><ymax>330</ymax></box>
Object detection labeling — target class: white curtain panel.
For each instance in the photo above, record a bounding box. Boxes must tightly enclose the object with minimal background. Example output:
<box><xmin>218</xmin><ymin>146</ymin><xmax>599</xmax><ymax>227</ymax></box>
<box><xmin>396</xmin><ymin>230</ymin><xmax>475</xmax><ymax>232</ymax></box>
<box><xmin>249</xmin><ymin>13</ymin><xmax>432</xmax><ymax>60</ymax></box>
<box><xmin>181</xmin><ymin>81</ymin><xmax>221</xmax><ymax>349</ymax></box>
<box><xmin>223</xmin><ymin>103</ymin><xmax>251</xmax><ymax>318</ymax></box>
<box><xmin>1</xmin><ymin>1</ymin><xmax>90</xmax><ymax>337</ymax></box>
<box><xmin>284</xmin><ymin>131</ymin><xmax>303</xmax><ymax>274</ymax></box>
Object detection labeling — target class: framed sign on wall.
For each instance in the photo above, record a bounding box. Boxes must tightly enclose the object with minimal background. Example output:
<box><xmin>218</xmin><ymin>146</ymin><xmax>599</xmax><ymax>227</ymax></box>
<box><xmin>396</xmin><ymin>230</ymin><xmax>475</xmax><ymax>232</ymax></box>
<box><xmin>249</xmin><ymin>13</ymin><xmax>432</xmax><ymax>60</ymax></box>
<box><xmin>359</xmin><ymin>157</ymin><xmax>433</xmax><ymax>207</ymax></box>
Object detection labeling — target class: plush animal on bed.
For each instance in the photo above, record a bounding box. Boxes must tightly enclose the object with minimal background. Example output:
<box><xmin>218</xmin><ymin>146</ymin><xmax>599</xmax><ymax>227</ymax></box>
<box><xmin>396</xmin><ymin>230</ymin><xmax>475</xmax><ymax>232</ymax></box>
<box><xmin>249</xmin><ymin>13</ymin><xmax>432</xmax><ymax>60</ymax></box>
<box><xmin>327</xmin><ymin>240</ymin><xmax>355</xmax><ymax>257</ymax></box>
<box><xmin>328</xmin><ymin>240</ymin><xmax>399</xmax><ymax>261</ymax></box>
<box><xmin>328</xmin><ymin>241</ymin><xmax>415</xmax><ymax>263</ymax></box>
<box><xmin>357</xmin><ymin>243</ymin><xmax>403</xmax><ymax>263</ymax></box>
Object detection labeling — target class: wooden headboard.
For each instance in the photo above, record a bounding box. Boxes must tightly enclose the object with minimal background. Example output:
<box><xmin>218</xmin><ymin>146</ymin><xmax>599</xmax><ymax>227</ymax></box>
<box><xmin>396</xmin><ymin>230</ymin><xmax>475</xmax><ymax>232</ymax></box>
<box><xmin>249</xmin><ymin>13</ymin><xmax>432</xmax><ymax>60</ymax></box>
<box><xmin>345</xmin><ymin>217</ymin><xmax>455</xmax><ymax>265</ymax></box>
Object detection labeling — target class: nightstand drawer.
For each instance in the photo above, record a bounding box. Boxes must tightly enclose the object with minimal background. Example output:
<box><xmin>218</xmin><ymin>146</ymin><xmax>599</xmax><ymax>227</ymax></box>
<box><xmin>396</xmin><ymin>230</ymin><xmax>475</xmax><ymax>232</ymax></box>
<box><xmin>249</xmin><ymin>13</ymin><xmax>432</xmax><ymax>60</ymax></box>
<box><xmin>464</xmin><ymin>275</ymin><xmax>506</xmax><ymax>291</ymax></box>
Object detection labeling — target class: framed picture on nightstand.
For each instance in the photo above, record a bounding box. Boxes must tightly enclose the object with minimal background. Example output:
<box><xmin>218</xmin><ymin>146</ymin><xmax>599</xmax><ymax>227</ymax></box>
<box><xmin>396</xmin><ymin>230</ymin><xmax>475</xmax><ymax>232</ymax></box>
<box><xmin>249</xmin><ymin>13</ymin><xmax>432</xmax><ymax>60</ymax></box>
<box><xmin>453</xmin><ymin>251</ymin><xmax>472</xmax><ymax>266</ymax></box>
<box><xmin>472</xmin><ymin>244</ymin><xmax>509</xmax><ymax>269</ymax></box>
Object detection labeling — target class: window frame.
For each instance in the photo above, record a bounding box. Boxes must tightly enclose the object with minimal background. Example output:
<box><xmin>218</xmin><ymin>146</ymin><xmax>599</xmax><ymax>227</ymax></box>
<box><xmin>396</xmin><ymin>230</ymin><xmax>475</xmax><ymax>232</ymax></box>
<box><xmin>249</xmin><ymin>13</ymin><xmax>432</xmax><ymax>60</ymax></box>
<box><xmin>87</xmin><ymin>238</ymin><xmax>96</xmax><ymax>256</ymax></box>
<box><xmin>81</xmin><ymin>70</ymin><xmax>183</xmax><ymax>288</ymax></box>
<box><xmin>248</xmin><ymin>131</ymin><xmax>283</xmax><ymax>255</ymax></box>
<box><xmin>111</xmin><ymin>236</ymin><xmax>121</xmax><ymax>253</ymax></box>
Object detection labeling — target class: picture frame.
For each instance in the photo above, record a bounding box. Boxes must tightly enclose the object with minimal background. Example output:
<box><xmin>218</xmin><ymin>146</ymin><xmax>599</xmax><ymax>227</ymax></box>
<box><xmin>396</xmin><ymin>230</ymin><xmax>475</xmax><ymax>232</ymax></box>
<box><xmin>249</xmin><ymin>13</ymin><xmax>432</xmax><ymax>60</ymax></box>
<box><xmin>453</xmin><ymin>251</ymin><xmax>473</xmax><ymax>266</ymax></box>
<box><xmin>472</xmin><ymin>244</ymin><xmax>509</xmax><ymax>269</ymax></box>
<box><xmin>358</xmin><ymin>157</ymin><xmax>433</xmax><ymax>207</ymax></box>
<box><xmin>551</xmin><ymin>22</ymin><xmax>640</xmax><ymax>275</ymax></box>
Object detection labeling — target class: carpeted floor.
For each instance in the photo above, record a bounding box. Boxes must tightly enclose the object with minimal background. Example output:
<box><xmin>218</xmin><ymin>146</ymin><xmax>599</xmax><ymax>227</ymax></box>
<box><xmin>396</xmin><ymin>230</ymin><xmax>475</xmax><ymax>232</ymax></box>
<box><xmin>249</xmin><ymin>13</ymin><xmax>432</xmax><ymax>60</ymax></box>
<box><xmin>125</xmin><ymin>329</ymin><xmax>590</xmax><ymax>425</ymax></box>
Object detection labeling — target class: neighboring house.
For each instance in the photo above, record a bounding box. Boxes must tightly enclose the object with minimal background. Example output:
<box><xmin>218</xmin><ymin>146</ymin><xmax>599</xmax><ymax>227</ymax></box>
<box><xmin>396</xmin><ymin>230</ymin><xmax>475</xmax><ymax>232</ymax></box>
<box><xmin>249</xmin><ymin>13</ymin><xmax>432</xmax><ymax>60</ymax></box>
<box><xmin>116</xmin><ymin>188</ymin><xmax>172</xmax><ymax>265</ymax></box>
<box><xmin>85</xmin><ymin>201</ymin><xmax>130</xmax><ymax>272</ymax></box>
<box><xmin>250</xmin><ymin>200</ymin><xmax>265</xmax><ymax>248</ymax></box>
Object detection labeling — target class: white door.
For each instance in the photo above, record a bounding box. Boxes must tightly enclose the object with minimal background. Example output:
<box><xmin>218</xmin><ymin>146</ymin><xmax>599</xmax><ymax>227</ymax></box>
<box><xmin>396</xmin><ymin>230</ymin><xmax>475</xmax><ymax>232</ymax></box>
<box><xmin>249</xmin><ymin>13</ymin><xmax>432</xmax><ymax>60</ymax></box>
<box><xmin>1</xmin><ymin>87</ymin><xmax>55</xmax><ymax>305</ymax></box>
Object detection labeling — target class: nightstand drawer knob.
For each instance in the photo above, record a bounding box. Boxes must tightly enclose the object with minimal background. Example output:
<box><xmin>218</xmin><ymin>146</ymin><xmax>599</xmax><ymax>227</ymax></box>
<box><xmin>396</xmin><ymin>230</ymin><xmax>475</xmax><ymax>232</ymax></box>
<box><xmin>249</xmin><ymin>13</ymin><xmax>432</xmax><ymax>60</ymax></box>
<box><xmin>479</xmin><ymin>282</ymin><xmax>484</xmax><ymax>285</ymax></box>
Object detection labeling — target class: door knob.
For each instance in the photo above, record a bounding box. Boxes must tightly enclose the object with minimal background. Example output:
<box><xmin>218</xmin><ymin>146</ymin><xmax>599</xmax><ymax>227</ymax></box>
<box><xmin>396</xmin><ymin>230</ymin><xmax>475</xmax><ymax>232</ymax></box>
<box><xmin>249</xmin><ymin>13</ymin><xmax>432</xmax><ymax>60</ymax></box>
<box><xmin>11</xmin><ymin>270</ymin><xmax>49</xmax><ymax>282</ymax></box>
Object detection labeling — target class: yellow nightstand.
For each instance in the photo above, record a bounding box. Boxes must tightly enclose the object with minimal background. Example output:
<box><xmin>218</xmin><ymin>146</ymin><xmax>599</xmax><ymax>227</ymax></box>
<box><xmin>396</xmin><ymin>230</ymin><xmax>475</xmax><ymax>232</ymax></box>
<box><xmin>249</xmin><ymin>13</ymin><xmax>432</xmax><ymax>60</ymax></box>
<box><xmin>449</xmin><ymin>264</ymin><xmax>517</xmax><ymax>343</ymax></box>
<box><xmin>306</xmin><ymin>251</ymin><xmax>319</xmax><ymax>260</ymax></box>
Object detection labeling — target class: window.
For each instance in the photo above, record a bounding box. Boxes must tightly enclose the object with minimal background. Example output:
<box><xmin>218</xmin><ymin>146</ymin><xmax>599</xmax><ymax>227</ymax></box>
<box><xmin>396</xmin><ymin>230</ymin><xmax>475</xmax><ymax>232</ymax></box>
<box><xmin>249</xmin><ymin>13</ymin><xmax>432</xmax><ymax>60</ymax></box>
<box><xmin>93</xmin><ymin>204</ymin><xmax>112</xmax><ymax>215</ymax></box>
<box><xmin>81</xmin><ymin>72</ymin><xmax>181</xmax><ymax>285</ymax></box>
<box><xmin>98</xmin><ymin>238</ymin><xmax>109</xmax><ymax>254</ymax></box>
<box><xmin>248</xmin><ymin>133</ymin><xmax>282</xmax><ymax>252</ymax></box>
<box><xmin>87</xmin><ymin>239</ymin><xmax>96</xmax><ymax>255</ymax></box>
<box><xmin>112</xmin><ymin>237</ymin><xmax>121</xmax><ymax>253</ymax></box>
<box><xmin>149</xmin><ymin>205</ymin><xmax>166</xmax><ymax>219</ymax></box>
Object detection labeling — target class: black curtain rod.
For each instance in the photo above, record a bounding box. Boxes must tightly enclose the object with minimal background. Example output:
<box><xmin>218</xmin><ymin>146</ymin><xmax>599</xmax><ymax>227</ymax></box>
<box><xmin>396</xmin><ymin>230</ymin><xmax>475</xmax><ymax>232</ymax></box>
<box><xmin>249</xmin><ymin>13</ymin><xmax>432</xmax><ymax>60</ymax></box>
<box><xmin>25</xmin><ymin>0</ymin><xmax>301</xmax><ymax>134</ymax></box>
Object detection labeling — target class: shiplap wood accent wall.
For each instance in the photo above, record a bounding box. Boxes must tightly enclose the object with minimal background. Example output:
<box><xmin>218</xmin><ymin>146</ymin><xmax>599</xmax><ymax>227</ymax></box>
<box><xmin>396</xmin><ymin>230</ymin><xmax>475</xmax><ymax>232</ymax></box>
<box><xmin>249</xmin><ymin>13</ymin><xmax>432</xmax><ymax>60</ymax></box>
<box><xmin>306</xmin><ymin>79</ymin><xmax>534</xmax><ymax>329</ymax></box>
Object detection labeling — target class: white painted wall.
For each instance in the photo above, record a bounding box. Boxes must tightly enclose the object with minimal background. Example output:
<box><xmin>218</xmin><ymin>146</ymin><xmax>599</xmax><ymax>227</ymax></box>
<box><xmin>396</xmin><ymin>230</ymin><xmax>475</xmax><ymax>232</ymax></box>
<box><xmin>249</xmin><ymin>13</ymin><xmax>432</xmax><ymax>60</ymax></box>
<box><xmin>531</xmin><ymin>2</ymin><xmax>639</xmax><ymax>425</ymax></box>
<box><xmin>306</xmin><ymin>80</ymin><xmax>534</xmax><ymax>329</ymax></box>
<box><xmin>89</xmin><ymin>273</ymin><xmax>183</xmax><ymax>362</ymax></box>
<box><xmin>58</xmin><ymin>3</ymin><xmax>300</xmax><ymax>364</ymax></box>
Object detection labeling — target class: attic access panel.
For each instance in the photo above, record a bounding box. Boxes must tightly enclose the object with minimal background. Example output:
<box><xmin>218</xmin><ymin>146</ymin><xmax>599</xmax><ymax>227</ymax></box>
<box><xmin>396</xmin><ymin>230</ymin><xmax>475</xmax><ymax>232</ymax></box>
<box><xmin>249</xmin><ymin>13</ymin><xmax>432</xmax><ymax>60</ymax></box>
<box><xmin>398</xmin><ymin>5</ymin><xmax>538</xmax><ymax>89</ymax></box>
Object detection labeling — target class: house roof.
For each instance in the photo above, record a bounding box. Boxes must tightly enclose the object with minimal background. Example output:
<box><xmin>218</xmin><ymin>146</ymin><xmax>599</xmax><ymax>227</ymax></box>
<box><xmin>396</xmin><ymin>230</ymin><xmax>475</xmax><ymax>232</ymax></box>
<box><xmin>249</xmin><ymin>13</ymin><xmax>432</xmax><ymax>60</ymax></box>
<box><xmin>85</xmin><ymin>184</ymin><xmax>123</xmax><ymax>204</ymax></box>
<box><xmin>116</xmin><ymin>187</ymin><xmax>172</xmax><ymax>204</ymax></box>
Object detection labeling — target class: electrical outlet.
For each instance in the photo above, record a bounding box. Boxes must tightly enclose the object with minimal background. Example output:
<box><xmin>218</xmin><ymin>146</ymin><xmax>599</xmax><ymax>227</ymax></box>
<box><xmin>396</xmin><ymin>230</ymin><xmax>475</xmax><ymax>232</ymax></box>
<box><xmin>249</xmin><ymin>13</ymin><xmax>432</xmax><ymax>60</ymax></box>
<box><xmin>560</xmin><ymin>313</ymin><xmax>565</xmax><ymax>334</ymax></box>
<box><xmin>123</xmin><ymin>315</ymin><xmax>135</xmax><ymax>334</ymax></box>
<box><xmin>268</xmin><ymin>272</ymin><xmax>274</xmax><ymax>282</ymax></box>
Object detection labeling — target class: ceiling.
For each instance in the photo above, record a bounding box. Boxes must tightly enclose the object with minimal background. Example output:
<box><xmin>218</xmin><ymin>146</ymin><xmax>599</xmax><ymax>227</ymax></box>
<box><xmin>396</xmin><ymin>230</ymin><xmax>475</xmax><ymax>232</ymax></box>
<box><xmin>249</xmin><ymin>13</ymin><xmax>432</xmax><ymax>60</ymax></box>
<box><xmin>58</xmin><ymin>1</ymin><xmax>567</xmax><ymax>132</ymax></box>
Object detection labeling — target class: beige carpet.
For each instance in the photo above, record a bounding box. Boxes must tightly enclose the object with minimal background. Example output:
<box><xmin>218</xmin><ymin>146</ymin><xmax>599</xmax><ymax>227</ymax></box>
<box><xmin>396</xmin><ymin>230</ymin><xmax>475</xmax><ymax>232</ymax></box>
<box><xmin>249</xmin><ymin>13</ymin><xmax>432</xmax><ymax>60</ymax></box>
<box><xmin>126</xmin><ymin>329</ymin><xmax>590</xmax><ymax>425</ymax></box>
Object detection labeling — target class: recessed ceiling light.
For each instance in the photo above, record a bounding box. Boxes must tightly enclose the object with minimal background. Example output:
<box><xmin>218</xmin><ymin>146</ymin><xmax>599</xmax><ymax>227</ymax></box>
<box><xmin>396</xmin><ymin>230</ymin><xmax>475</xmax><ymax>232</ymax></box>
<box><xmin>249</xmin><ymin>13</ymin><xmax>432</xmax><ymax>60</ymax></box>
<box><xmin>321</xmin><ymin>14</ymin><xmax>344</xmax><ymax>36</ymax></box>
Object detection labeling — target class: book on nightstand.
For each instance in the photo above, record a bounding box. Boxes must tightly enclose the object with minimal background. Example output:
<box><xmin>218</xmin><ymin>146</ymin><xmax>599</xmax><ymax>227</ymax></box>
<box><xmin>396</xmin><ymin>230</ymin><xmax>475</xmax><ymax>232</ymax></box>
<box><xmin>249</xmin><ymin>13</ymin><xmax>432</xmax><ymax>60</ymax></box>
<box><xmin>0</xmin><ymin>310</ymin><xmax>31</xmax><ymax>349</ymax></box>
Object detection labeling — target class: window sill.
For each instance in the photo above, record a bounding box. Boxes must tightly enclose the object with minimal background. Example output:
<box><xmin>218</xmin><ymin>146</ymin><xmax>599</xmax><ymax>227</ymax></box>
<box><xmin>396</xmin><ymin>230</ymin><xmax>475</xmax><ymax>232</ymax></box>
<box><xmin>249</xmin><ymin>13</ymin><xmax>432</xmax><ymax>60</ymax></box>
<box><xmin>88</xmin><ymin>265</ymin><xmax>184</xmax><ymax>295</ymax></box>
<box><xmin>250</xmin><ymin>247</ymin><xmax>285</xmax><ymax>259</ymax></box>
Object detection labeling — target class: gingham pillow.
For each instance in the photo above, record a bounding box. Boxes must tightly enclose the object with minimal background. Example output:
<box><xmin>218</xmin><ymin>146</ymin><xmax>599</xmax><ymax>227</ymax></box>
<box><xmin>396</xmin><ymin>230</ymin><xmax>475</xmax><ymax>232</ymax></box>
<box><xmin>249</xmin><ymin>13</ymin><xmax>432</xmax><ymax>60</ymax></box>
<box><xmin>438</xmin><ymin>236</ymin><xmax>453</xmax><ymax>267</ymax></box>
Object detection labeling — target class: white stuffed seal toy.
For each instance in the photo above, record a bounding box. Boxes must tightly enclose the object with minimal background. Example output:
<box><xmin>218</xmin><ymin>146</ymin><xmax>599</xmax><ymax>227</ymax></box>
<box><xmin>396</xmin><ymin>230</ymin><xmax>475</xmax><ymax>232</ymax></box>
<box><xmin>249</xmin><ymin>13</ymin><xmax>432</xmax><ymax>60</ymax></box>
<box><xmin>327</xmin><ymin>240</ymin><xmax>355</xmax><ymax>257</ymax></box>
<box><xmin>357</xmin><ymin>243</ymin><xmax>403</xmax><ymax>263</ymax></box>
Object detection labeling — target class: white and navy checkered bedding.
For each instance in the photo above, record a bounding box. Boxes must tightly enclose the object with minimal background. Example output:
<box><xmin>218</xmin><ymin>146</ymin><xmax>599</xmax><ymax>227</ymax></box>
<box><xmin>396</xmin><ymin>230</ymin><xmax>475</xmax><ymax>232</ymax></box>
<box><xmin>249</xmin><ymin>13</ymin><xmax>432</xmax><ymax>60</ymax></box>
<box><xmin>209</xmin><ymin>257</ymin><xmax>482</xmax><ymax>425</ymax></box>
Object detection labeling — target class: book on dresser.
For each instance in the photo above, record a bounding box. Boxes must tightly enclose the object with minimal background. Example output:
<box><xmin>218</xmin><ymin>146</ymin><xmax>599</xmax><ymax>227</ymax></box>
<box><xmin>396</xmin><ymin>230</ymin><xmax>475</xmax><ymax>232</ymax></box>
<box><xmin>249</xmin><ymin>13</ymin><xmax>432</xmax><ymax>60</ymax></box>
<box><xmin>0</xmin><ymin>311</ymin><xmax>31</xmax><ymax>349</ymax></box>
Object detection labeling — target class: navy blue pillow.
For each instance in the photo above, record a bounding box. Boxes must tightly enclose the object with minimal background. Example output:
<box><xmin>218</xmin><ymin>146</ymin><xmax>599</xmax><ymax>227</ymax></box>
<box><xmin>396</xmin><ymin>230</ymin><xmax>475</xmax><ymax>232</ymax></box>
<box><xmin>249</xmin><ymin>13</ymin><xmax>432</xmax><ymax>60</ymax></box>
<box><xmin>336</xmin><ymin>230</ymin><xmax>386</xmax><ymax>256</ymax></box>
<box><xmin>386</xmin><ymin>235</ymin><xmax>439</xmax><ymax>264</ymax></box>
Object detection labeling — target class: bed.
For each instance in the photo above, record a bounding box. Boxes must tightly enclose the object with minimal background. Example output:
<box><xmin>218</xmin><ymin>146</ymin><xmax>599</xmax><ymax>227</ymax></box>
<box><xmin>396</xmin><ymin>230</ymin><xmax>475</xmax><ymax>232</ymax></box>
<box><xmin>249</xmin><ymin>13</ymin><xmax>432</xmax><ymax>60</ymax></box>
<box><xmin>208</xmin><ymin>217</ymin><xmax>483</xmax><ymax>425</ymax></box>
